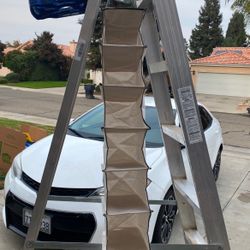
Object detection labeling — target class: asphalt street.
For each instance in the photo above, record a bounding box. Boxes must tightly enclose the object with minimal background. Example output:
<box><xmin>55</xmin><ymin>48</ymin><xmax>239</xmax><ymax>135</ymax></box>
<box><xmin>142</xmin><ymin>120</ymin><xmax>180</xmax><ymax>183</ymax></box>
<box><xmin>0</xmin><ymin>86</ymin><xmax>101</xmax><ymax>123</ymax></box>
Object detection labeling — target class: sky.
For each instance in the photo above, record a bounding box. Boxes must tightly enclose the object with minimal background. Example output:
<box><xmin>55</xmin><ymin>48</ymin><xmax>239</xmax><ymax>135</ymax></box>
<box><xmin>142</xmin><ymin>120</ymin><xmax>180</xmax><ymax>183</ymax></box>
<box><xmin>0</xmin><ymin>0</ymin><xmax>234</xmax><ymax>45</ymax></box>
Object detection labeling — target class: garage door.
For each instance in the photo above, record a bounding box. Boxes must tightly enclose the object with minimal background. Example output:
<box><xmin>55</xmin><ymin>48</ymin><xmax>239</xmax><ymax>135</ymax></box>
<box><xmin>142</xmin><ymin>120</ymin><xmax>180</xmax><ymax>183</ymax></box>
<box><xmin>196</xmin><ymin>73</ymin><xmax>250</xmax><ymax>97</ymax></box>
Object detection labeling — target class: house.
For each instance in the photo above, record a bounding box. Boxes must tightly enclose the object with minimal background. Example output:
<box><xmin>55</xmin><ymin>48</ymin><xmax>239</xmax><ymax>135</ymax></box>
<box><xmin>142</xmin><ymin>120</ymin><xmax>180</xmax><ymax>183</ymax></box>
<box><xmin>58</xmin><ymin>41</ymin><xmax>77</xmax><ymax>58</ymax></box>
<box><xmin>3</xmin><ymin>40</ymin><xmax>77</xmax><ymax>58</ymax></box>
<box><xmin>191</xmin><ymin>47</ymin><xmax>250</xmax><ymax>98</ymax></box>
<box><xmin>3</xmin><ymin>40</ymin><xmax>33</xmax><ymax>55</ymax></box>
<box><xmin>0</xmin><ymin>63</ymin><xmax>11</xmax><ymax>77</ymax></box>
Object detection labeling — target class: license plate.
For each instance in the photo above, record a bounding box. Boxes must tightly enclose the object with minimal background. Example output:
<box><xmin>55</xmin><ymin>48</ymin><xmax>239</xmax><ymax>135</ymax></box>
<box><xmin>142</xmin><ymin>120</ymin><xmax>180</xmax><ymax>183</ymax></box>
<box><xmin>23</xmin><ymin>208</ymin><xmax>51</xmax><ymax>235</ymax></box>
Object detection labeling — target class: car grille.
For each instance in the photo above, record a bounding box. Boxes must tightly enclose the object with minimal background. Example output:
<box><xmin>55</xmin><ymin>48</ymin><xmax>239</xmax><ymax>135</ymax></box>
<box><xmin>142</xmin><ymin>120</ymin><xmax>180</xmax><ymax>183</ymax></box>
<box><xmin>22</xmin><ymin>172</ymin><xmax>96</xmax><ymax>197</ymax></box>
<box><xmin>5</xmin><ymin>192</ymin><xmax>96</xmax><ymax>242</ymax></box>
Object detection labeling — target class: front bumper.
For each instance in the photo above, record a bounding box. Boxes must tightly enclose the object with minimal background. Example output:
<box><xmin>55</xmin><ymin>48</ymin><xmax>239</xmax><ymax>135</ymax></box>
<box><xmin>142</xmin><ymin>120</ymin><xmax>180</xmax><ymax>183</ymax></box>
<box><xmin>5</xmin><ymin>191</ymin><xmax>98</xmax><ymax>242</ymax></box>
<box><xmin>3</xmin><ymin>171</ymin><xmax>104</xmax><ymax>243</ymax></box>
<box><xmin>5</xmin><ymin>192</ymin><xmax>96</xmax><ymax>242</ymax></box>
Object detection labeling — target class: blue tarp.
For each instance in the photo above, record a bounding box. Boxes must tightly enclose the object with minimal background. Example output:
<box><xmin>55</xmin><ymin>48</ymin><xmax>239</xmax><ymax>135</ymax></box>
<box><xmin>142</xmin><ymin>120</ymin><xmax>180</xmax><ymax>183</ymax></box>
<box><xmin>29</xmin><ymin>0</ymin><xmax>88</xmax><ymax>20</ymax></box>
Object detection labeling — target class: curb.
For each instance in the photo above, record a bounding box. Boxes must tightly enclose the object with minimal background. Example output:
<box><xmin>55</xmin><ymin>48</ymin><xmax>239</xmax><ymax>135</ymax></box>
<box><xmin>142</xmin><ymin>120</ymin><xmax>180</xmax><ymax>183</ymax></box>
<box><xmin>0</xmin><ymin>85</ymin><xmax>85</xmax><ymax>97</ymax></box>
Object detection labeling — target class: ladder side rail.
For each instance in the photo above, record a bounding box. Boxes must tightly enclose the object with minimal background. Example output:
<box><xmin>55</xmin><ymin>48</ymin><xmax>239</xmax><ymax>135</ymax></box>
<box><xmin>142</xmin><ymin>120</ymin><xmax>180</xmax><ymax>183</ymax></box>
<box><xmin>23</xmin><ymin>1</ymin><xmax>102</xmax><ymax>249</ymax></box>
<box><xmin>141</xmin><ymin>5</ymin><xmax>187</xmax><ymax>180</ymax></box>
<box><xmin>141</xmin><ymin>6</ymin><xmax>198</xmax><ymax>238</ymax></box>
<box><xmin>141</xmin><ymin>4</ymin><xmax>186</xmax><ymax>178</ymax></box>
<box><xmin>152</xmin><ymin>0</ymin><xmax>230</xmax><ymax>249</ymax></box>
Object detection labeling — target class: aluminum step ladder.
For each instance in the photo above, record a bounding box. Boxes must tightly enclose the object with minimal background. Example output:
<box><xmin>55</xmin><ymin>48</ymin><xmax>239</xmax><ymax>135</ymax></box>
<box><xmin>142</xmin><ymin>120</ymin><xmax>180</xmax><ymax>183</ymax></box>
<box><xmin>139</xmin><ymin>0</ymin><xmax>230</xmax><ymax>249</ymax></box>
<box><xmin>22</xmin><ymin>0</ymin><xmax>230</xmax><ymax>249</ymax></box>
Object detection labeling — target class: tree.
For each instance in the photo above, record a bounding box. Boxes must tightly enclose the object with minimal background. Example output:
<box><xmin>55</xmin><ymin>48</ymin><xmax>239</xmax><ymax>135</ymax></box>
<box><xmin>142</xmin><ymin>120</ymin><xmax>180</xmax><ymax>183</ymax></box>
<box><xmin>31</xmin><ymin>32</ymin><xmax>64</xmax><ymax>67</ymax></box>
<box><xmin>80</xmin><ymin>0</ymin><xmax>107</xmax><ymax>70</ymax></box>
<box><xmin>228</xmin><ymin>0</ymin><xmax>250</xmax><ymax>17</ymax></box>
<box><xmin>6</xmin><ymin>40</ymin><xmax>21</xmax><ymax>48</ymax></box>
<box><xmin>189</xmin><ymin>0</ymin><xmax>224</xmax><ymax>59</ymax></box>
<box><xmin>80</xmin><ymin>0</ymin><xmax>137</xmax><ymax>70</ymax></box>
<box><xmin>0</xmin><ymin>41</ymin><xmax>6</xmax><ymax>63</ymax></box>
<box><xmin>4</xmin><ymin>50</ymin><xmax>38</xmax><ymax>80</ymax></box>
<box><xmin>84</xmin><ymin>12</ymin><xmax>103</xmax><ymax>70</ymax></box>
<box><xmin>31</xmin><ymin>31</ymin><xmax>71</xmax><ymax>80</ymax></box>
<box><xmin>224</xmin><ymin>11</ymin><xmax>247</xmax><ymax>46</ymax></box>
<box><xmin>4</xmin><ymin>32</ymin><xmax>71</xmax><ymax>81</ymax></box>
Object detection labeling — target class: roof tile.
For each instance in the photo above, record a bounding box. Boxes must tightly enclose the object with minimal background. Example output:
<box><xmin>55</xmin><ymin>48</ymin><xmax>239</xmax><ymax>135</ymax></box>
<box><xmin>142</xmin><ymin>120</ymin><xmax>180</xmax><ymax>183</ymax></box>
<box><xmin>191</xmin><ymin>47</ymin><xmax>250</xmax><ymax>65</ymax></box>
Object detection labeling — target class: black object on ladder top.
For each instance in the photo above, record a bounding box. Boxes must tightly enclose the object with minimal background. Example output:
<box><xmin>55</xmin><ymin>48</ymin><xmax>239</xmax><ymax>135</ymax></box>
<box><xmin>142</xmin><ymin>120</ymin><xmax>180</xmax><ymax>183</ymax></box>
<box><xmin>29</xmin><ymin>0</ymin><xmax>88</xmax><ymax>19</ymax></box>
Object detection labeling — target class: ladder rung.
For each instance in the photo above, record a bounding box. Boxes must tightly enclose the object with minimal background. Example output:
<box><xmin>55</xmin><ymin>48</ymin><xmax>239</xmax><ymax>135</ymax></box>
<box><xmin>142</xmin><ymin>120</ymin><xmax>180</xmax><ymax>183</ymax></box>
<box><xmin>184</xmin><ymin>230</ymin><xmax>207</xmax><ymax>245</ymax></box>
<box><xmin>48</xmin><ymin>195</ymin><xmax>102</xmax><ymax>203</ymax></box>
<box><xmin>149</xmin><ymin>61</ymin><xmax>168</xmax><ymax>74</ymax></box>
<box><xmin>174</xmin><ymin>179</ymin><xmax>199</xmax><ymax>210</ymax></box>
<box><xmin>152</xmin><ymin>244</ymin><xmax>221</xmax><ymax>250</ymax></box>
<box><xmin>27</xmin><ymin>241</ymin><xmax>101</xmax><ymax>249</ymax></box>
<box><xmin>162</xmin><ymin>125</ymin><xmax>185</xmax><ymax>145</ymax></box>
<box><xmin>48</xmin><ymin>195</ymin><xmax>177</xmax><ymax>206</ymax></box>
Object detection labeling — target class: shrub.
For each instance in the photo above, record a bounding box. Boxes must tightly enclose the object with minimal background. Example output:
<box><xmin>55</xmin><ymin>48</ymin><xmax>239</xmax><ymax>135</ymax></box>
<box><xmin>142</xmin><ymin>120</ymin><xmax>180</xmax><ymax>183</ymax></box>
<box><xmin>0</xmin><ymin>77</ymin><xmax>8</xmax><ymax>84</ymax></box>
<box><xmin>4</xmin><ymin>50</ymin><xmax>38</xmax><ymax>81</ymax></box>
<box><xmin>30</xmin><ymin>63</ymin><xmax>60</xmax><ymax>81</ymax></box>
<box><xmin>95</xmin><ymin>84</ymin><xmax>102</xmax><ymax>93</ymax></box>
<box><xmin>5</xmin><ymin>72</ymin><xmax>20</xmax><ymax>83</ymax></box>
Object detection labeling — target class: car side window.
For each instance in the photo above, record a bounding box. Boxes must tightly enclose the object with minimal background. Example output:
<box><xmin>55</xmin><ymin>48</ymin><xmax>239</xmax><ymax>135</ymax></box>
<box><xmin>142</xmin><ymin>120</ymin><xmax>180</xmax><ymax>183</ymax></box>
<box><xmin>199</xmin><ymin>106</ymin><xmax>212</xmax><ymax>131</ymax></box>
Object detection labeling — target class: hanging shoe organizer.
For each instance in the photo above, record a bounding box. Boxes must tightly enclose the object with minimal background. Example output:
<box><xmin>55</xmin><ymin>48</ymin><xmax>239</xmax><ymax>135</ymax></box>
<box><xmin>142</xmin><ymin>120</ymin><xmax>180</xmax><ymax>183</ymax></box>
<box><xmin>102</xmin><ymin>8</ymin><xmax>150</xmax><ymax>250</ymax></box>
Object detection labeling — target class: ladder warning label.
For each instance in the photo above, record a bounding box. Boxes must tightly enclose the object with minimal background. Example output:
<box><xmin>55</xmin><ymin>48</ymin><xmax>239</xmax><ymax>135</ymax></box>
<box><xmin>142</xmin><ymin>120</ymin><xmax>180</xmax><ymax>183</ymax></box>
<box><xmin>74</xmin><ymin>39</ymin><xmax>86</xmax><ymax>61</ymax></box>
<box><xmin>178</xmin><ymin>86</ymin><xmax>203</xmax><ymax>144</ymax></box>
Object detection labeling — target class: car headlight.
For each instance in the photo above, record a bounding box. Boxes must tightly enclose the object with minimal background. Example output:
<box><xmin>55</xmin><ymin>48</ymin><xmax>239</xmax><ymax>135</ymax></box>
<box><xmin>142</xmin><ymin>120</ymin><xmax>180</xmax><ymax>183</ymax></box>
<box><xmin>11</xmin><ymin>156</ymin><xmax>22</xmax><ymax>179</ymax></box>
<box><xmin>90</xmin><ymin>187</ymin><xmax>104</xmax><ymax>197</ymax></box>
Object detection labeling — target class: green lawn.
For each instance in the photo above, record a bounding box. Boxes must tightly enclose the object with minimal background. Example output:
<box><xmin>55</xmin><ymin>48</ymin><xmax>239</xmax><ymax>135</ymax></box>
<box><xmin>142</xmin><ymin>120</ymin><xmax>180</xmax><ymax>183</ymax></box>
<box><xmin>0</xmin><ymin>117</ymin><xmax>54</xmax><ymax>134</ymax></box>
<box><xmin>7</xmin><ymin>81</ymin><xmax>67</xmax><ymax>89</ymax></box>
<box><xmin>0</xmin><ymin>118</ymin><xmax>54</xmax><ymax>188</ymax></box>
<box><xmin>0</xmin><ymin>175</ymin><xmax>4</xmax><ymax>189</ymax></box>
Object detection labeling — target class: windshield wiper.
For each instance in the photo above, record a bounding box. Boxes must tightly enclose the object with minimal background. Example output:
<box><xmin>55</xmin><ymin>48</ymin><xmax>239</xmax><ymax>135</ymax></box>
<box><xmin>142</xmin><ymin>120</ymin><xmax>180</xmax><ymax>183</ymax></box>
<box><xmin>68</xmin><ymin>127</ymin><xmax>84</xmax><ymax>138</ymax></box>
<box><xmin>84</xmin><ymin>135</ymin><xmax>104</xmax><ymax>141</ymax></box>
<box><xmin>68</xmin><ymin>128</ymin><xmax>104</xmax><ymax>141</ymax></box>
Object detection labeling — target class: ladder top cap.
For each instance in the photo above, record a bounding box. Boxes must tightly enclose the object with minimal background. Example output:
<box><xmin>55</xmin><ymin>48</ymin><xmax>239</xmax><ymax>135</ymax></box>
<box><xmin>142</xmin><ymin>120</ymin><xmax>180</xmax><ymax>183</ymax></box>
<box><xmin>103</xmin><ymin>7</ymin><xmax>145</xmax><ymax>11</ymax></box>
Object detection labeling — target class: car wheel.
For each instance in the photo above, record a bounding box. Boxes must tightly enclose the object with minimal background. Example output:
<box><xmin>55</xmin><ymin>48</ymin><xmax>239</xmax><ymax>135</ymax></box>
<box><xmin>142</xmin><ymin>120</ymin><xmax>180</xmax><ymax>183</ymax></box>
<box><xmin>213</xmin><ymin>150</ymin><xmax>222</xmax><ymax>182</ymax></box>
<box><xmin>152</xmin><ymin>188</ymin><xmax>177</xmax><ymax>244</ymax></box>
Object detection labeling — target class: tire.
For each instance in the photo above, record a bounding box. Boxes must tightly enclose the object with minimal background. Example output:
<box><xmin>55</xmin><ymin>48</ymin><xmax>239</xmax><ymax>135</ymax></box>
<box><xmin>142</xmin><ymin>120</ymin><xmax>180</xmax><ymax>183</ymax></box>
<box><xmin>152</xmin><ymin>188</ymin><xmax>177</xmax><ymax>244</ymax></box>
<box><xmin>213</xmin><ymin>150</ymin><xmax>222</xmax><ymax>182</ymax></box>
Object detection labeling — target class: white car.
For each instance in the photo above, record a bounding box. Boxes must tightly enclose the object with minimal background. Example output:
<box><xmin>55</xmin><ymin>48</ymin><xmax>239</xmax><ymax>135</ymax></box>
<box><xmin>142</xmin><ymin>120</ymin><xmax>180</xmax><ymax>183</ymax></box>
<box><xmin>3</xmin><ymin>97</ymin><xmax>223</xmax><ymax>244</ymax></box>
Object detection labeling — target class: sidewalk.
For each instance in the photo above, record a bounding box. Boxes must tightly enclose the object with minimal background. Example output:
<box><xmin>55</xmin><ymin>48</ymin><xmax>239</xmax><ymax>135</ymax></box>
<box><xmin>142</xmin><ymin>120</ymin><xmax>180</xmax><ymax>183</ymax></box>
<box><xmin>0</xmin><ymin>84</ymin><xmax>83</xmax><ymax>96</ymax></box>
<box><xmin>0</xmin><ymin>111</ymin><xmax>57</xmax><ymax>126</ymax></box>
<box><xmin>196</xmin><ymin>93</ymin><xmax>250</xmax><ymax>115</ymax></box>
<box><xmin>0</xmin><ymin>85</ymin><xmax>102</xmax><ymax>125</ymax></box>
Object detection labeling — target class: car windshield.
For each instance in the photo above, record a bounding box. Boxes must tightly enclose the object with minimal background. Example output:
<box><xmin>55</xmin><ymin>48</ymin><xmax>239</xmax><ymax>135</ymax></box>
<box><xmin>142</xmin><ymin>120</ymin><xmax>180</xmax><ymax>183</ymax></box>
<box><xmin>69</xmin><ymin>104</ymin><xmax>170</xmax><ymax>148</ymax></box>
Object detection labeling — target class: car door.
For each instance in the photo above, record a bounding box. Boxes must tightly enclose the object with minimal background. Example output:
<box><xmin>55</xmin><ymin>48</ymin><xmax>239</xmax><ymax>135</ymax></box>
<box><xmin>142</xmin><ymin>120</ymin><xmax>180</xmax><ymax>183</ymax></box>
<box><xmin>199</xmin><ymin>105</ymin><xmax>221</xmax><ymax>165</ymax></box>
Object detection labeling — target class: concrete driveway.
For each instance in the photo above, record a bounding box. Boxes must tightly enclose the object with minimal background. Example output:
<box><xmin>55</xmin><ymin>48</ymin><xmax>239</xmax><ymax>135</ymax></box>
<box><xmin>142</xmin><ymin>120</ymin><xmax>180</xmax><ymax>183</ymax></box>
<box><xmin>169</xmin><ymin>146</ymin><xmax>250</xmax><ymax>250</ymax></box>
<box><xmin>0</xmin><ymin>145</ymin><xmax>250</xmax><ymax>250</ymax></box>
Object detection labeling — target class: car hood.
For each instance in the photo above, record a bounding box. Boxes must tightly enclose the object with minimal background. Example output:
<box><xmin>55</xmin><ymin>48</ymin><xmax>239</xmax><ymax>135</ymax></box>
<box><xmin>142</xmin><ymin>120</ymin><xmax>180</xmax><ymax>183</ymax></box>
<box><xmin>21</xmin><ymin>134</ymin><xmax>163</xmax><ymax>189</ymax></box>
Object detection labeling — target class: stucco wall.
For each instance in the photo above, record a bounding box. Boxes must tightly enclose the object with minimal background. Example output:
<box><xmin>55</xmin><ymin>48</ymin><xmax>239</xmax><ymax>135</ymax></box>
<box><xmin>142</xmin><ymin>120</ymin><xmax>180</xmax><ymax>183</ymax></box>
<box><xmin>89</xmin><ymin>69</ymin><xmax>102</xmax><ymax>85</ymax></box>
